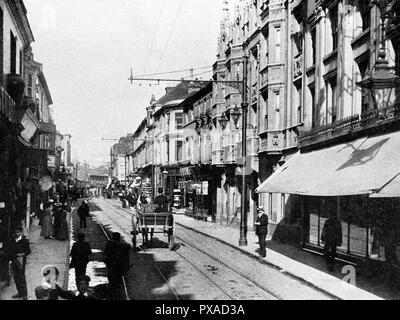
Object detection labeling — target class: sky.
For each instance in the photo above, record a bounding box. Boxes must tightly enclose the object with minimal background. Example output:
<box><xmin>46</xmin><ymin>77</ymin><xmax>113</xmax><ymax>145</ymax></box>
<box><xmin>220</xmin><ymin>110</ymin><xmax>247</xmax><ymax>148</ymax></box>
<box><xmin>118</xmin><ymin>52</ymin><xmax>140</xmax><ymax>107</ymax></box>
<box><xmin>23</xmin><ymin>0</ymin><xmax>231</xmax><ymax>167</ymax></box>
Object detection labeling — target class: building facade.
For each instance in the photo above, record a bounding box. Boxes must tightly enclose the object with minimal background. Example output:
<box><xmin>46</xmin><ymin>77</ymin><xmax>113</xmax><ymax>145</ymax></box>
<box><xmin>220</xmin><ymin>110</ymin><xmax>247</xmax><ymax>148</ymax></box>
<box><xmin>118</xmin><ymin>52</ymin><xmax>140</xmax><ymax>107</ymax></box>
<box><xmin>255</xmin><ymin>0</ymin><xmax>400</xmax><ymax>282</ymax></box>
<box><xmin>0</xmin><ymin>0</ymin><xmax>64</xmax><ymax>283</ymax></box>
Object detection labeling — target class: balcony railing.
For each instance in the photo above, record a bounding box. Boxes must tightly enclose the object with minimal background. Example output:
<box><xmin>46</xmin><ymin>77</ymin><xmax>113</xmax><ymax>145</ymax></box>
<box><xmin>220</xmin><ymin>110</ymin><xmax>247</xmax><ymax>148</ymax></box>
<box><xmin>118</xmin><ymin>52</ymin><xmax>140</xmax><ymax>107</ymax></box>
<box><xmin>300</xmin><ymin>104</ymin><xmax>400</xmax><ymax>148</ymax></box>
<box><xmin>0</xmin><ymin>86</ymin><xmax>16</xmax><ymax>124</ymax></box>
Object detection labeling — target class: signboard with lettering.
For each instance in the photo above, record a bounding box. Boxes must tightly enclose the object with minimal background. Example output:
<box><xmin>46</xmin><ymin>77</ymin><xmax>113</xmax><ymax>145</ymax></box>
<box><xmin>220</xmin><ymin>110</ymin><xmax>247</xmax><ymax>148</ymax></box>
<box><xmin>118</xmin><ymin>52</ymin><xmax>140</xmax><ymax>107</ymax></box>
<box><xmin>202</xmin><ymin>181</ymin><xmax>208</xmax><ymax>195</ymax></box>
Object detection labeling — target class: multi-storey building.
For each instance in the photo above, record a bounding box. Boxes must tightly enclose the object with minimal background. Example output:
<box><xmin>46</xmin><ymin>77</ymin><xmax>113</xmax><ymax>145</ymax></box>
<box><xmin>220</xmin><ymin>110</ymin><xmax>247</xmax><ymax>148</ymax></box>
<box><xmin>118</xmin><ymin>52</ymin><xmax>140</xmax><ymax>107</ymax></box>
<box><xmin>256</xmin><ymin>0</ymin><xmax>400</xmax><ymax>280</ymax></box>
<box><xmin>181</xmin><ymin>82</ymin><xmax>215</xmax><ymax>219</ymax></box>
<box><xmin>148</xmin><ymin>82</ymin><xmax>203</xmax><ymax>199</ymax></box>
<box><xmin>0</xmin><ymin>0</ymin><xmax>60</xmax><ymax>282</ymax></box>
<box><xmin>110</xmin><ymin>142</ymin><xmax>130</xmax><ymax>184</ymax></box>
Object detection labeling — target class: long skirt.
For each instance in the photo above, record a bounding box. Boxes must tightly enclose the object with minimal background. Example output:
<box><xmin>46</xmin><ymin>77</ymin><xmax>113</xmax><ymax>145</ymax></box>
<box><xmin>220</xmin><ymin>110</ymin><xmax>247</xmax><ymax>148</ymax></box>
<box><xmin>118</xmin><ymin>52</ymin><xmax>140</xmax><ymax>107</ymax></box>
<box><xmin>56</xmin><ymin>220</ymin><xmax>69</xmax><ymax>240</ymax></box>
<box><xmin>40</xmin><ymin>215</ymin><xmax>53</xmax><ymax>238</ymax></box>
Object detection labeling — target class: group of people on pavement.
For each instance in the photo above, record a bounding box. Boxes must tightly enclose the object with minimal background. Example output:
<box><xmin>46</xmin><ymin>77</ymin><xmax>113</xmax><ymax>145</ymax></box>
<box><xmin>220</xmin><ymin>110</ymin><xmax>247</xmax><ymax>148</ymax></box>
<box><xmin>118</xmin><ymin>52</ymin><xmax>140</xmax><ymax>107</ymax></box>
<box><xmin>39</xmin><ymin>201</ymin><xmax>69</xmax><ymax>241</ymax></box>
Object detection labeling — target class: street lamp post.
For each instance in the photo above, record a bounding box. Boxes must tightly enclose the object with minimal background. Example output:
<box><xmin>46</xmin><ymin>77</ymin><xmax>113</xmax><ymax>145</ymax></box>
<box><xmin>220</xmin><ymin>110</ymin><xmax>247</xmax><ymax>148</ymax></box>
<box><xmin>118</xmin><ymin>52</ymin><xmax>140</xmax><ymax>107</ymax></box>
<box><xmin>356</xmin><ymin>1</ymin><xmax>400</xmax><ymax>108</ymax></box>
<box><xmin>239</xmin><ymin>54</ymin><xmax>249</xmax><ymax>247</ymax></box>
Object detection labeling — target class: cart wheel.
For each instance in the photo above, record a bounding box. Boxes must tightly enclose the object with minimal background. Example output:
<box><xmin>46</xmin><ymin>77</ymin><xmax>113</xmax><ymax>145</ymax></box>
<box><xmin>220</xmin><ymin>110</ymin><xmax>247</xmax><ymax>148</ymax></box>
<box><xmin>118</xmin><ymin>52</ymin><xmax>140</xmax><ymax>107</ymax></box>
<box><xmin>168</xmin><ymin>234</ymin><xmax>175</xmax><ymax>250</ymax></box>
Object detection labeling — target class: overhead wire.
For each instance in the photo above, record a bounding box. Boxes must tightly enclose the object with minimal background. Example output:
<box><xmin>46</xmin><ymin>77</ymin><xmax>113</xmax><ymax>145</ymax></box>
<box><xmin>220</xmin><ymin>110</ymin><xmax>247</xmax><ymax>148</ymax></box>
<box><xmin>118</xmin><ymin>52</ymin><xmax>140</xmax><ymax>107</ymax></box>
<box><xmin>133</xmin><ymin>66</ymin><xmax>212</xmax><ymax>78</ymax></box>
<box><xmin>182</xmin><ymin>69</ymin><xmax>213</xmax><ymax>80</ymax></box>
<box><xmin>142</xmin><ymin>0</ymin><xmax>166</xmax><ymax>75</ymax></box>
<box><xmin>156</xmin><ymin>0</ymin><xmax>185</xmax><ymax>71</ymax></box>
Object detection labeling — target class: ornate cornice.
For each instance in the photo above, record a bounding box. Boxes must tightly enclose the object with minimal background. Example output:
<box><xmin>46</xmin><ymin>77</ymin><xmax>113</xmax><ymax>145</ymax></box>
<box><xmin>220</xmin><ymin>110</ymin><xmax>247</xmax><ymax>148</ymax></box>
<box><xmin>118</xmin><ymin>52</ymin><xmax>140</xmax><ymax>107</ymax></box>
<box><xmin>5</xmin><ymin>0</ymin><xmax>34</xmax><ymax>45</ymax></box>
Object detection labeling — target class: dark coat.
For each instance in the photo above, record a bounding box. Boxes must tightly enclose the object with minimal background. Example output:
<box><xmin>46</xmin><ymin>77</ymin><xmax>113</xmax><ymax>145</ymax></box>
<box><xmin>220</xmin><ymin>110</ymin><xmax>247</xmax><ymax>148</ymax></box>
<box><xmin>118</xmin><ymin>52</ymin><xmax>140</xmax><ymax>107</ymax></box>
<box><xmin>55</xmin><ymin>209</ymin><xmax>69</xmax><ymax>240</ymax></box>
<box><xmin>8</xmin><ymin>236</ymin><xmax>31</xmax><ymax>269</ymax></box>
<box><xmin>155</xmin><ymin>195</ymin><xmax>168</xmax><ymax>211</ymax></box>
<box><xmin>77</xmin><ymin>204</ymin><xmax>90</xmax><ymax>219</ymax></box>
<box><xmin>103</xmin><ymin>240</ymin><xmax>130</xmax><ymax>276</ymax></box>
<box><xmin>321</xmin><ymin>217</ymin><xmax>342</xmax><ymax>246</ymax></box>
<box><xmin>70</xmin><ymin>241</ymin><xmax>92</xmax><ymax>267</ymax></box>
<box><xmin>255</xmin><ymin>214</ymin><xmax>269</xmax><ymax>236</ymax></box>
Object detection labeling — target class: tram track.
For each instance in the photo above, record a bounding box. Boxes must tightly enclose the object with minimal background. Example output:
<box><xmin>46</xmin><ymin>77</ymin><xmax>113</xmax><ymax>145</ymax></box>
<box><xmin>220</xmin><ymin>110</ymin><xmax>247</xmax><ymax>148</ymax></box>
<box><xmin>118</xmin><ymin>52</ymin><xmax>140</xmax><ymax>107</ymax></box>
<box><xmin>92</xmin><ymin>199</ymin><xmax>282</xmax><ymax>300</ymax></box>
<box><xmin>88</xmin><ymin>200</ymin><xmax>130</xmax><ymax>300</ymax></box>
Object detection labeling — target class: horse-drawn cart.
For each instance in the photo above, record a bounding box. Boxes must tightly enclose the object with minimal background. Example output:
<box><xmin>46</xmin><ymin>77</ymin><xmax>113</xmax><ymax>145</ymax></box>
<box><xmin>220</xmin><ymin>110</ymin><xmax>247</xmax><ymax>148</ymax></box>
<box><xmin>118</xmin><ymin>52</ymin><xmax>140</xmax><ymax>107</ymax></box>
<box><xmin>131</xmin><ymin>204</ymin><xmax>174</xmax><ymax>250</ymax></box>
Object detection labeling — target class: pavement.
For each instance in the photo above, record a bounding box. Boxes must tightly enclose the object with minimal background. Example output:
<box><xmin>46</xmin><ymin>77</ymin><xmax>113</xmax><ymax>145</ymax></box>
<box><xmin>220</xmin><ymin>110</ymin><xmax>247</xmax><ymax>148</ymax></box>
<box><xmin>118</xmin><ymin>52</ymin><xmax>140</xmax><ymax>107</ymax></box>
<box><xmin>0</xmin><ymin>197</ymin><xmax>397</xmax><ymax>300</ymax></box>
<box><xmin>173</xmin><ymin>214</ymin><xmax>387</xmax><ymax>300</ymax></box>
<box><xmin>0</xmin><ymin>212</ymin><xmax>71</xmax><ymax>300</ymax></box>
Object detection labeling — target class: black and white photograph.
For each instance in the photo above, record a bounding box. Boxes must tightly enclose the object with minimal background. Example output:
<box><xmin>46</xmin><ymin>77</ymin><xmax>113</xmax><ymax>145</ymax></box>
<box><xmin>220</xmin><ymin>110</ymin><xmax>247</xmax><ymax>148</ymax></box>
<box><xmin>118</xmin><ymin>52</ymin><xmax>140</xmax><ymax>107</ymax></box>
<box><xmin>0</xmin><ymin>0</ymin><xmax>400</xmax><ymax>308</ymax></box>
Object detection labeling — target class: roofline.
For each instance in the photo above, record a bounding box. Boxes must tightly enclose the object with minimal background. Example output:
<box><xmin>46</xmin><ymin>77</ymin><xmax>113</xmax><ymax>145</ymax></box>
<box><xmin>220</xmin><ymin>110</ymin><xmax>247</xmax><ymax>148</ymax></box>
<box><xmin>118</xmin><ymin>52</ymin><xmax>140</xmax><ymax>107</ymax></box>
<box><xmin>153</xmin><ymin>100</ymin><xmax>184</xmax><ymax>118</ymax></box>
<box><xmin>181</xmin><ymin>81</ymin><xmax>213</xmax><ymax>111</ymax></box>
<box><xmin>38</xmin><ymin>71</ymin><xmax>53</xmax><ymax>105</ymax></box>
<box><xmin>6</xmin><ymin>0</ymin><xmax>35</xmax><ymax>44</ymax></box>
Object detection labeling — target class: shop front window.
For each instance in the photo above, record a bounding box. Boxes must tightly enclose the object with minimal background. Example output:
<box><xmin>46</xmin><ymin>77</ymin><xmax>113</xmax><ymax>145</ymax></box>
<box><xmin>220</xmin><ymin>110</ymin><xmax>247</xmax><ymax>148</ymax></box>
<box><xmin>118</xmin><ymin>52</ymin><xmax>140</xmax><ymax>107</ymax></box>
<box><xmin>304</xmin><ymin>195</ymin><xmax>400</xmax><ymax>263</ymax></box>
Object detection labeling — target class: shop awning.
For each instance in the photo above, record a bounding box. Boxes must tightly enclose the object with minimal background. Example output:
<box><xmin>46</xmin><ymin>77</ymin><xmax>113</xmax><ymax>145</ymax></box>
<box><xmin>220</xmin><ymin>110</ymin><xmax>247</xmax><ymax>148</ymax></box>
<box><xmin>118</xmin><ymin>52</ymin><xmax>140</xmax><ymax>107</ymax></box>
<box><xmin>256</xmin><ymin>131</ymin><xmax>400</xmax><ymax>196</ymax></box>
<box><xmin>370</xmin><ymin>173</ymin><xmax>400</xmax><ymax>198</ymax></box>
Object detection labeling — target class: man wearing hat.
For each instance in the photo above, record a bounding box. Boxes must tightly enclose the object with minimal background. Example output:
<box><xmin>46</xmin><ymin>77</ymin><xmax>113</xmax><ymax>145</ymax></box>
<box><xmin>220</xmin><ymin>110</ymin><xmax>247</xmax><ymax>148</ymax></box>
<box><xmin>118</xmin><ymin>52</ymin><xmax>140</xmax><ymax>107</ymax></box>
<box><xmin>8</xmin><ymin>226</ymin><xmax>31</xmax><ymax>299</ymax></box>
<box><xmin>77</xmin><ymin>200</ymin><xmax>90</xmax><ymax>230</ymax></box>
<box><xmin>255</xmin><ymin>207</ymin><xmax>269</xmax><ymax>258</ymax></box>
<box><xmin>103</xmin><ymin>232</ymin><xmax>130</xmax><ymax>300</ymax></box>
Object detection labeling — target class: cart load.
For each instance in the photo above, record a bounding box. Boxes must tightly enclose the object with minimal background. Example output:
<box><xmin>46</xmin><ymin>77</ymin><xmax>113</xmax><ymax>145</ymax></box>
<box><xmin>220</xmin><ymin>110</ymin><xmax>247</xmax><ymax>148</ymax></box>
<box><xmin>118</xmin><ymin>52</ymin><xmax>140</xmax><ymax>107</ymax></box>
<box><xmin>131</xmin><ymin>204</ymin><xmax>174</xmax><ymax>250</ymax></box>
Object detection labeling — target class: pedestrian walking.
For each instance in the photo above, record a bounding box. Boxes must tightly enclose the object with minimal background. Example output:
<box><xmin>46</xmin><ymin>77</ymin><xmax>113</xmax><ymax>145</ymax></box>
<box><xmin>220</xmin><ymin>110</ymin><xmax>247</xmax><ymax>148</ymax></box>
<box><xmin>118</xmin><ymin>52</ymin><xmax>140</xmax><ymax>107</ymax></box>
<box><xmin>40</xmin><ymin>202</ymin><xmax>54</xmax><ymax>239</ymax></box>
<box><xmin>77</xmin><ymin>200</ymin><xmax>90</xmax><ymax>230</ymax></box>
<box><xmin>55</xmin><ymin>204</ymin><xmax>69</xmax><ymax>241</ymax></box>
<box><xmin>255</xmin><ymin>207</ymin><xmax>269</xmax><ymax>258</ymax></box>
<box><xmin>8</xmin><ymin>226</ymin><xmax>31</xmax><ymax>300</ymax></box>
<box><xmin>70</xmin><ymin>233</ymin><xmax>92</xmax><ymax>285</ymax></box>
<box><xmin>321</xmin><ymin>212</ymin><xmax>342</xmax><ymax>271</ymax></box>
<box><xmin>103</xmin><ymin>232</ymin><xmax>130</xmax><ymax>300</ymax></box>
<box><xmin>52</xmin><ymin>203</ymin><xmax>62</xmax><ymax>238</ymax></box>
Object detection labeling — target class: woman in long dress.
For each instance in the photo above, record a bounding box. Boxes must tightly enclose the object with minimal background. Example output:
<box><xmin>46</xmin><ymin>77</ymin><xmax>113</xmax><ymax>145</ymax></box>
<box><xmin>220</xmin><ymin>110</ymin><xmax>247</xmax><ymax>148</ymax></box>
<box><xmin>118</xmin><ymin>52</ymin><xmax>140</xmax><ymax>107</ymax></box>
<box><xmin>40</xmin><ymin>203</ymin><xmax>54</xmax><ymax>239</ymax></box>
<box><xmin>55</xmin><ymin>205</ymin><xmax>69</xmax><ymax>241</ymax></box>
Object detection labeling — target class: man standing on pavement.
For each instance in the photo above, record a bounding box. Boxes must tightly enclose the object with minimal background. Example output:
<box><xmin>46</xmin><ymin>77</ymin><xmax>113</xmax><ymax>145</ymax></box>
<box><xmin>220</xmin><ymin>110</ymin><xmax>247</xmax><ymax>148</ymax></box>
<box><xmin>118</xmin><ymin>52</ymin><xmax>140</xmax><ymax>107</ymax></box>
<box><xmin>8</xmin><ymin>226</ymin><xmax>31</xmax><ymax>300</ymax></box>
<box><xmin>77</xmin><ymin>200</ymin><xmax>90</xmax><ymax>230</ymax></box>
<box><xmin>255</xmin><ymin>207</ymin><xmax>269</xmax><ymax>258</ymax></box>
<box><xmin>103</xmin><ymin>232</ymin><xmax>130</xmax><ymax>300</ymax></box>
<box><xmin>321</xmin><ymin>212</ymin><xmax>342</xmax><ymax>271</ymax></box>
<box><xmin>70</xmin><ymin>233</ymin><xmax>92</xmax><ymax>285</ymax></box>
